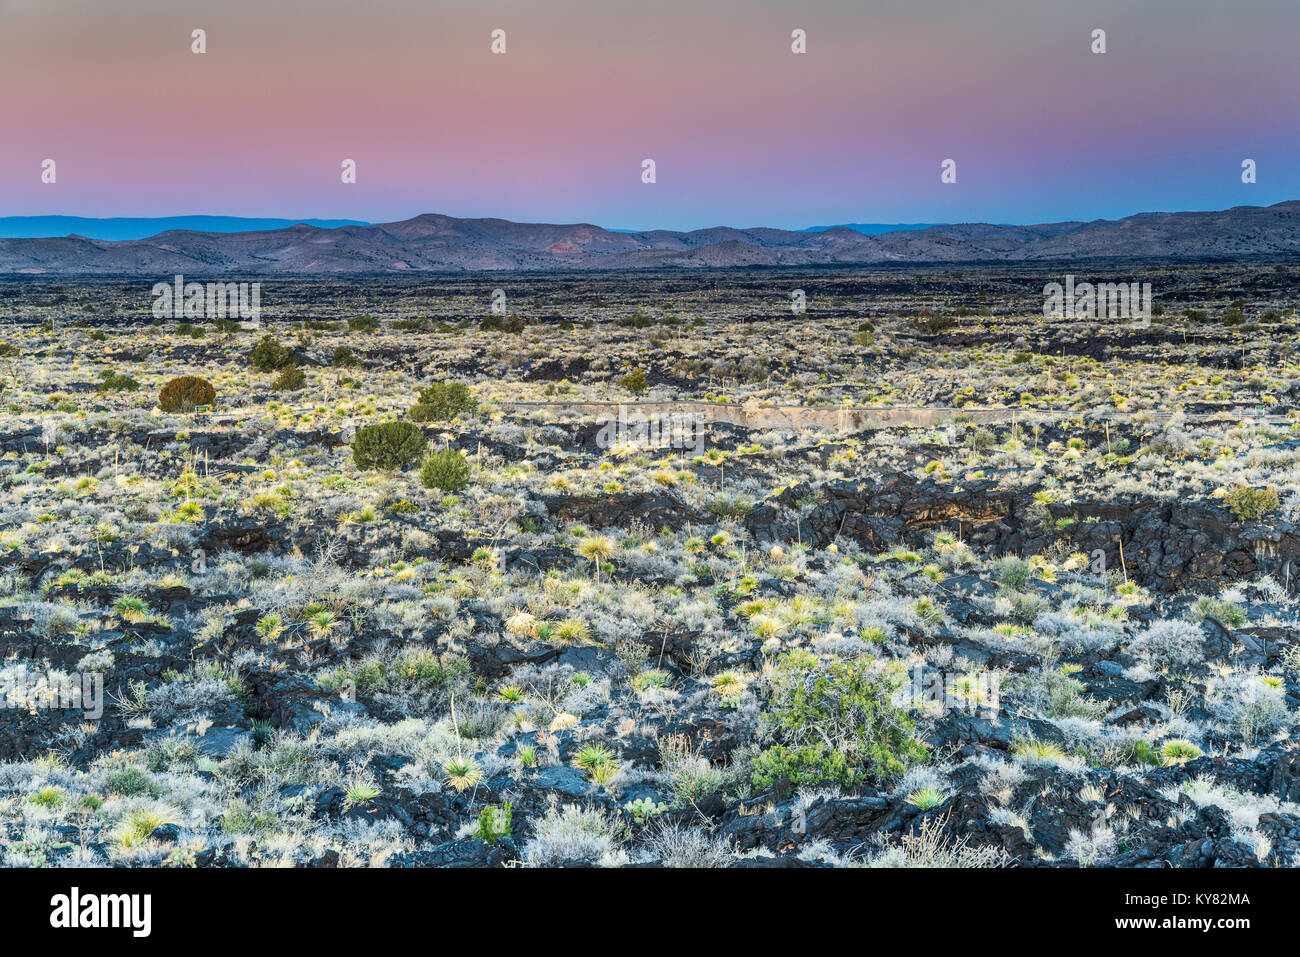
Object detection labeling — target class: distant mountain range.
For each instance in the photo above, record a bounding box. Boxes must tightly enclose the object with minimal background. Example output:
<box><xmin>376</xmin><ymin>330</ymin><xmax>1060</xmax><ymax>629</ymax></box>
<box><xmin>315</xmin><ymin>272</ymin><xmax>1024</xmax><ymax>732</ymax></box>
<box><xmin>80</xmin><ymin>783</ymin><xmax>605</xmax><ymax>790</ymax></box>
<box><xmin>2</xmin><ymin>217</ymin><xmax>942</xmax><ymax>241</ymax></box>
<box><xmin>1</xmin><ymin>203</ymin><xmax>1296</xmax><ymax>274</ymax></box>
<box><xmin>799</xmin><ymin>223</ymin><xmax>940</xmax><ymax>234</ymax></box>
<box><xmin>0</xmin><ymin>216</ymin><xmax>369</xmax><ymax>241</ymax></box>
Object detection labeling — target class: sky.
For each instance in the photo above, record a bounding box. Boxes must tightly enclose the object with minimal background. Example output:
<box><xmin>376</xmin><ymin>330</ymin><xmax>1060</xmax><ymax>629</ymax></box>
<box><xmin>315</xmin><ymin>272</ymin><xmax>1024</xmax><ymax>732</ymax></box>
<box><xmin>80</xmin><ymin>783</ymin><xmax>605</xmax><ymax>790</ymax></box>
<box><xmin>1</xmin><ymin>0</ymin><xmax>1297</xmax><ymax>230</ymax></box>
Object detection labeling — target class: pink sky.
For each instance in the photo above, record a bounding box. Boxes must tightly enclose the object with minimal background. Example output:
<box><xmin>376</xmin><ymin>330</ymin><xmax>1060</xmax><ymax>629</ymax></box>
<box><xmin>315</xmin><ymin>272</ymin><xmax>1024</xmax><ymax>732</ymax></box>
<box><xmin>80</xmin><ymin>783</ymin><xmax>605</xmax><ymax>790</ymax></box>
<box><xmin>2</xmin><ymin>0</ymin><xmax>1297</xmax><ymax>229</ymax></box>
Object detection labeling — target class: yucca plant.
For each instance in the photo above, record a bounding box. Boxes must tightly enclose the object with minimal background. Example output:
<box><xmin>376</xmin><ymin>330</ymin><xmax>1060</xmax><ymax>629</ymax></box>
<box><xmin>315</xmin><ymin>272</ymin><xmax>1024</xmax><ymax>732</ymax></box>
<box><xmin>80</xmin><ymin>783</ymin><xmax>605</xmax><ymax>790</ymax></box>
<box><xmin>711</xmin><ymin>670</ymin><xmax>747</xmax><ymax>698</ymax></box>
<box><xmin>256</xmin><ymin>613</ymin><xmax>284</xmax><ymax>642</ymax></box>
<box><xmin>552</xmin><ymin>617</ymin><xmax>590</xmax><ymax>644</ymax></box>
<box><xmin>589</xmin><ymin>759</ymin><xmax>621</xmax><ymax>787</ymax></box>
<box><xmin>306</xmin><ymin>610</ymin><xmax>338</xmax><ymax>640</ymax></box>
<box><xmin>444</xmin><ymin>757</ymin><xmax>482</xmax><ymax>792</ymax></box>
<box><xmin>112</xmin><ymin>594</ymin><xmax>151</xmax><ymax>624</ymax></box>
<box><xmin>344</xmin><ymin>781</ymin><xmax>380</xmax><ymax>808</ymax></box>
<box><xmin>574</xmin><ymin>743</ymin><xmax>620</xmax><ymax>785</ymax></box>
<box><xmin>575</xmin><ymin>535</ymin><xmax>614</xmax><ymax>581</ymax></box>
<box><xmin>905</xmin><ymin>787</ymin><xmax>945</xmax><ymax>810</ymax></box>
<box><xmin>574</xmin><ymin>743</ymin><xmax>616</xmax><ymax>772</ymax></box>
<box><xmin>1161</xmin><ymin>739</ymin><xmax>1202</xmax><ymax>763</ymax></box>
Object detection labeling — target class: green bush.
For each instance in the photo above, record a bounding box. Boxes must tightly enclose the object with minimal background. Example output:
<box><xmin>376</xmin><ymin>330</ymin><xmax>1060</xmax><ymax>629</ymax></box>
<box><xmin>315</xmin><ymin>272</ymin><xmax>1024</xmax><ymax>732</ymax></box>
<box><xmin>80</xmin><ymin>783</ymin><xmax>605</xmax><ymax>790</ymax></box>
<box><xmin>410</xmin><ymin>382</ymin><xmax>477</xmax><ymax>422</ymax></box>
<box><xmin>1126</xmin><ymin>738</ymin><xmax>1164</xmax><ymax>767</ymax></box>
<box><xmin>250</xmin><ymin>334</ymin><xmax>295</xmax><ymax>371</ymax></box>
<box><xmin>158</xmin><ymin>375</ymin><xmax>215</xmax><ymax>412</ymax></box>
<box><xmin>420</xmin><ymin>448</ymin><xmax>472</xmax><ymax>491</ymax></box>
<box><xmin>348</xmin><ymin>315</ymin><xmax>380</xmax><ymax>332</ymax></box>
<box><xmin>98</xmin><ymin>371</ymin><xmax>139</xmax><ymax>392</ymax></box>
<box><xmin>751</xmin><ymin>650</ymin><xmax>926</xmax><ymax>789</ymax></box>
<box><xmin>480</xmin><ymin>315</ymin><xmax>526</xmax><ymax>334</ymax></box>
<box><xmin>271</xmin><ymin>365</ymin><xmax>306</xmax><ymax>391</ymax></box>
<box><xmin>619</xmin><ymin>368</ymin><xmax>649</xmax><ymax>395</ymax></box>
<box><xmin>332</xmin><ymin>346</ymin><xmax>360</xmax><ymax>367</ymax></box>
<box><xmin>352</xmin><ymin>422</ymin><xmax>426</xmax><ymax>471</ymax></box>
<box><xmin>1224</xmin><ymin>484</ymin><xmax>1279</xmax><ymax>521</ymax></box>
<box><xmin>472</xmin><ymin>802</ymin><xmax>512</xmax><ymax>843</ymax></box>
<box><xmin>909</xmin><ymin>313</ymin><xmax>955</xmax><ymax>335</ymax></box>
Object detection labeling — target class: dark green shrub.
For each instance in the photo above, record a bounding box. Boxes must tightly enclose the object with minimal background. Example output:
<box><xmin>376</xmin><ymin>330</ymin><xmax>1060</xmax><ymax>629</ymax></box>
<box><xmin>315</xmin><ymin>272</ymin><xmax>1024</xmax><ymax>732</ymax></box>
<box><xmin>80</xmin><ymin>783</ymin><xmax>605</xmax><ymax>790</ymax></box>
<box><xmin>909</xmin><ymin>313</ymin><xmax>955</xmax><ymax>335</ymax></box>
<box><xmin>99</xmin><ymin>371</ymin><xmax>139</xmax><ymax>392</ymax></box>
<box><xmin>410</xmin><ymin>382</ymin><xmax>476</xmax><ymax>422</ymax></box>
<box><xmin>332</xmin><ymin>346</ymin><xmax>360</xmax><ymax>367</ymax></box>
<box><xmin>420</xmin><ymin>448</ymin><xmax>471</xmax><ymax>491</ymax></box>
<box><xmin>750</xmin><ymin>650</ymin><xmax>926</xmax><ymax>789</ymax></box>
<box><xmin>106</xmin><ymin>766</ymin><xmax>156</xmax><ymax>797</ymax></box>
<box><xmin>250</xmin><ymin>335</ymin><xmax>295</xmax><ymax>371</ymax></box>
<box><xmin>352</xmin><ymin>422</ymin><xmax>426</xmax><ymax>471</ymax></box>
<box><xmin>158</xmin><ymin>375</ymin><xmax>215</xmax><ymax>412</ymax></box>
<box><xmin>619</xmin><ymin>368</ymin><xmax>648</xmax><ymax>395</ymax></box>
<box><xmin>347</xmin><ymin>315</ymin><xmax>380</xmax><ymax>332</ymax></box>
<box><xmin>272</xmin><ymin>365</ymin><xmax>306</xmax><ymax>391</ymax></box>
<box><xmin>480</xmin><ymin>315</ymin><xmax>525</xmax><ymax>334</ymax></box>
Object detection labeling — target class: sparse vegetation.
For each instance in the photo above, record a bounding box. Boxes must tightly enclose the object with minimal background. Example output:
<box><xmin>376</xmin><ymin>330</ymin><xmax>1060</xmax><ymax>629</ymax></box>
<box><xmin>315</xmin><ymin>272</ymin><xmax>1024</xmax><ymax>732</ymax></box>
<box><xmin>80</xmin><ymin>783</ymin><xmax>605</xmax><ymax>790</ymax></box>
<box><xmin>1</xmin><ymin>268</ymin><xmax>1296</xmax><ymax>872</ymax></box>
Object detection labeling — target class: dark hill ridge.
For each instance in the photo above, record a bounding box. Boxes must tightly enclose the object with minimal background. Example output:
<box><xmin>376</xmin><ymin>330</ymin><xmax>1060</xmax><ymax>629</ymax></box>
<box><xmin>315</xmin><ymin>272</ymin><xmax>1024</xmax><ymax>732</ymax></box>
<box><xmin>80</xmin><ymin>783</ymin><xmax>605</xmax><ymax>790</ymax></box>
<box><xmin>1</xmin><ymin>202</ymin><xmax>1297</xmax><ymax>273</ymax></box>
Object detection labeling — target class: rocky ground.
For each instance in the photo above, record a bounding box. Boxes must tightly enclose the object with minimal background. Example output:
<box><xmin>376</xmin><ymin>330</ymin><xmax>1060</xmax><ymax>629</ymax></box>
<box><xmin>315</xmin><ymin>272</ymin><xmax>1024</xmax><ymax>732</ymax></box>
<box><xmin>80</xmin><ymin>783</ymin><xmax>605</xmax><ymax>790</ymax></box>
<box><xmin>0</xmin><ymin>268</ymin><xmax>1298</xmax><ymax>868</ymax></box>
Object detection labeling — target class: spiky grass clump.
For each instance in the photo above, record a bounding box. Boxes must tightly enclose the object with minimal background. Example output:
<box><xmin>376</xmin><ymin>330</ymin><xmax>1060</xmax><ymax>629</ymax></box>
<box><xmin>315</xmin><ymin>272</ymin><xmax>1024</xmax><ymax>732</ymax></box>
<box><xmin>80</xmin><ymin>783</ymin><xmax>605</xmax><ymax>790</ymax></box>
<box><xmin>444</xmin><ymin>757</ymin><xmax>482</xmax><ymax>792</ymax></box>
<box><xmin>574</xmin><ymin>744</ymin><xmax>619</xmax><ymax>785</ymax></box>
<box><xmin>117</xmin><ymin>807</ymin><xmax>178</xmax><ymax>849</ymax></box>
<box><xmin>1161</xmin><ymin>739</ymin><xmax>1202</xmax><ymax>763</ymax></box>
<box><xmin>905</xmin><ymin>787</ymin><xmax>945</xmax><ymax>810</ymax></box>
